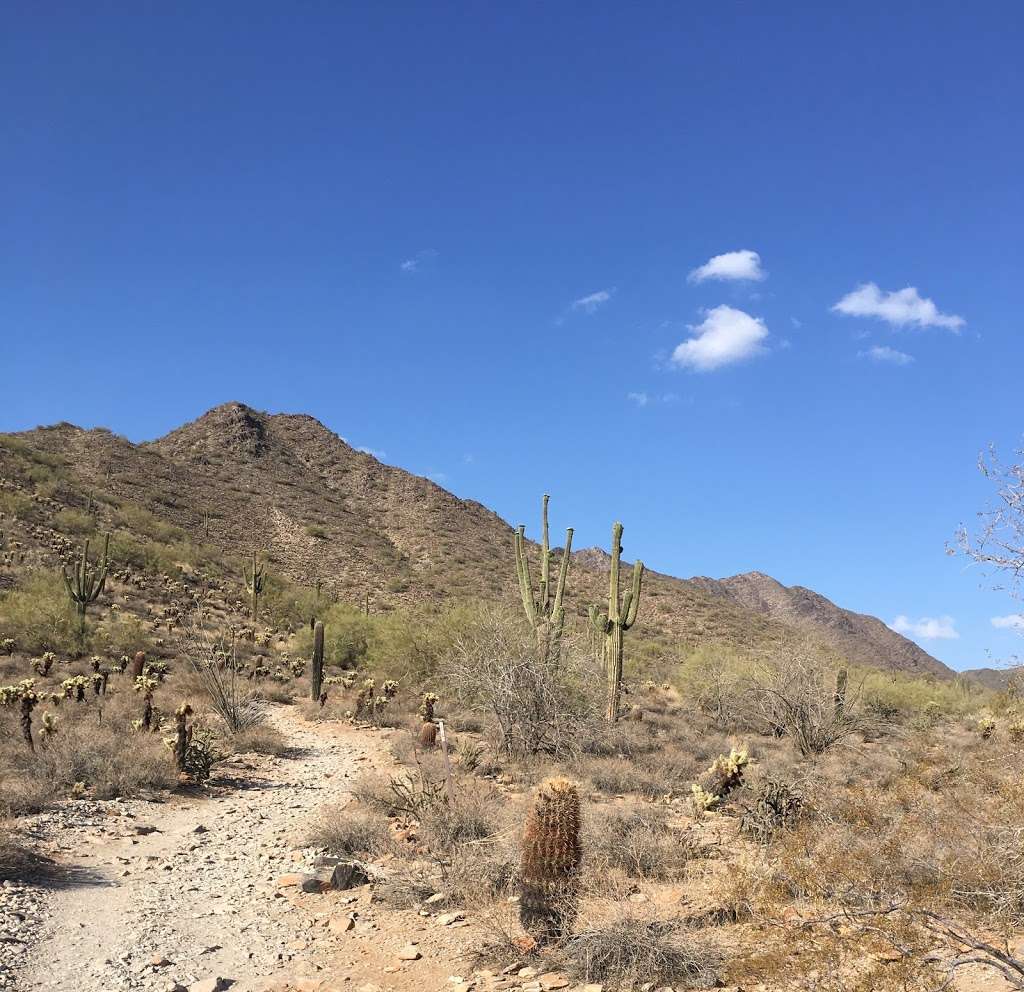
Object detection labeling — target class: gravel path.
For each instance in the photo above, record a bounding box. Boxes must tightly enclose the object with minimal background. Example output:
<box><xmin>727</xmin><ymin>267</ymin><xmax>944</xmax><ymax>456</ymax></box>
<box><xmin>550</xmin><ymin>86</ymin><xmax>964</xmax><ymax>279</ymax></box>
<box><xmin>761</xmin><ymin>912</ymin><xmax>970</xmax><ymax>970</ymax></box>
<box><xmin>4</xmin><ymin>707</ymin><xmax>383</xmax><ymax>992</ymax></box>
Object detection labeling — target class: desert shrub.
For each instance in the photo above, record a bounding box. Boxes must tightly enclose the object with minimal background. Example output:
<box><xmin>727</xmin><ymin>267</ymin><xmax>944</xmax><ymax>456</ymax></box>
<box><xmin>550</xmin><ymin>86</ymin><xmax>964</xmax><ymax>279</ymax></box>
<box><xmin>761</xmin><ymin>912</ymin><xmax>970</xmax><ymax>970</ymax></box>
<box><xmin>52</xmin><ymin>508</ymin><xmax>97</xmax><ymax>536</ymax></box>
<box><xmin>0</xmin><ymin>571</ymin><xmax>79</xmax><ymax>655</ymax></box>
<box><xmin>559</xmin><ymin>912</ymin><xmax>720</xmax><ymax>989</ymax></box>
<box><xmin>0</xmin><ymin>490</ymin><xmax>43</xmax><ymax>523</ymax></box>
<box><xmin>176</xmin><ymin>620</ymin><xmax>265</xmax><ymax>731</ymax></box>
<box><xmin>114</xmin><ymin>503</ymin><xmax>186</xmax><ymax>545</ymax></box>
<box><xmin>442</xmin><ymin>607</ymin><xmax>596</xmax><ymax>758</ymax></box>
<box><xmin>305</xmin><ymin>805</ymin><xmax>395</xmax><ymax>858</ymax></box>
<box><xmin>579</xmin><ymin>756</ymin><xmax>669</xmax><ymax>799</ymax></box>
<box><xmin>228</xmin><ymin>723</ymin><xmax>291</xmax><ymax>755</ymax></box>
<box><xmin>23</xmin><ymin>719</ymin><xmax>175</xmax><ymax>800</ymax></box>
<box><xmin>259</xmin><ymin>574</ymin><xmax>320</xmax><ymax>631</ymax></box>
<box><xmin>91</xmin><ymin>613</ymin><xmax>154</xmax><ymax>659</ymax></box>
<box><xmin>739</xmin><ymin>777</ymin><xmax>804</xmax><ymax>844</ymax></box>
<box><xmin>293</xmin><ymin>601</ymin><xmax>369</xmax><ymax>668</ymax></box>
<box><xmin>587</xmin><ymin>808</ymin><xmax>696</xmax><ymax>880</ymax></box>
<box><xmin>676</xmin><ymin>642</ymin><xmax>754</xmax><ymax>726</ymax></box>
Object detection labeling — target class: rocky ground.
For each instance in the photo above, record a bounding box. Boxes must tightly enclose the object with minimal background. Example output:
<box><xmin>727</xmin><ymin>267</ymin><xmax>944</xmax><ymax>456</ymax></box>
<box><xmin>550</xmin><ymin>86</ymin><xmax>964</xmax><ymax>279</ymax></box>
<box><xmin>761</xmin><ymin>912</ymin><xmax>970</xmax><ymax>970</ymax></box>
<box><xmin>0</xmin><ymin>709</ymin><xmax>588</xmax><ymax>992</ymax></box>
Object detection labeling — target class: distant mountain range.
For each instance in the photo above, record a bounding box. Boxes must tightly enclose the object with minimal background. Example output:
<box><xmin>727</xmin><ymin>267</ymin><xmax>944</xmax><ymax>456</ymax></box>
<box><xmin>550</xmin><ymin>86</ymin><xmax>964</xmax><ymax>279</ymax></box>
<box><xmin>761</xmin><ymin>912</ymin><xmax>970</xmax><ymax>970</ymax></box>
<box><xmin>0</xmin><ymin>402</ymin><xmax>952</xmax><ymax>678</ymax></box>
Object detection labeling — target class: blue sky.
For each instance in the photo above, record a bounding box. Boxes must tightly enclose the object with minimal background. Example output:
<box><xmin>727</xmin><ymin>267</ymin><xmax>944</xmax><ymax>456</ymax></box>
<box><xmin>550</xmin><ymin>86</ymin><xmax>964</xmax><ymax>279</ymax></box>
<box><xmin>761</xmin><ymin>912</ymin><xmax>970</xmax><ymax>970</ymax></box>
<box><xmin>2</xmin><ymin>3</ymin><xmax>1022</xmax><ymax>670</ymax></box>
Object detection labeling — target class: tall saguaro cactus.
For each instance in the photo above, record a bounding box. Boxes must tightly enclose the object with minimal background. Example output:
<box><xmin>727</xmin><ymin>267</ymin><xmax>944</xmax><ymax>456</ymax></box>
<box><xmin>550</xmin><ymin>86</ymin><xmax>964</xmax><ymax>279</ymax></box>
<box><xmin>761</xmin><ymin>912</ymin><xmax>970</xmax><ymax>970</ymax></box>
<box><xmin>245</xmin><ymin>551</ymin><xmax>266</xmax><ymax>622</ymax></box>
<box><xmin>62</xmin><ymin>534</ymin><xmax>110</xmax><ymax>632</ymax></box>
<box><xmin>310</xmin><ymin>620</ymin><xmax>325</xmax><ymax>702</ymax></box>
<box><xmin>514</xmin><ymin>495</ymin><xmax>574</xmax><ymax>666</ymax></box>
<box><xmin>588</xmin><ymin>522</ymin><xmax>644</xmax><ymax>722</ymax></box>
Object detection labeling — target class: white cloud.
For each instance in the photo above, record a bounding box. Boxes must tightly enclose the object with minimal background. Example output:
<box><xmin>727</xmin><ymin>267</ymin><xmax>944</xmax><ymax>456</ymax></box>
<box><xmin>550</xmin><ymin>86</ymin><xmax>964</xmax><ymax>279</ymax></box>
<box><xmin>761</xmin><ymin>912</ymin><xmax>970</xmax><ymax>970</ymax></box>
<box><xmin>859</xmin><ymin>345</ymin><xmax>914</xmax><ymax>366</ymax></box>
<box><xmin>832</xmin><ymin>282</ymin><xmax>964</xmax><ymax>330</ymax></box>
<box><xmin>992</xmin><ymin>614</ymin><xmax>1024</xmax><ymax>631</ymax></box>
<box><xmin>571</xmin><ymin>289</ymin><xmax>613</xmax><ymax>313</ymax></box>
<box><xmin>688</xmin><ymin>249</ymin><xmax>766</xmax><ymax>284</ymax></box>
<box><xmin>399</xmin><ymin>248</ymin><xmax>438</xmax><ymax>274</ymax></box>
<box><xmin>671</xmin><ymin>305</ymin><xmax>768</xmax><ymax>372</ymax></box>
<box><xmin>890</xmin><ymin>615</ymin><xmax>960</xmax><ymax>640</ymax></box>
<box><xmin>356</xmin><ymin>446</ymin><xmax>387</xmax><ymax>460</ymax></box>
<box><xmin>627</xmin><ymin>392</ymin><xmax>649</xmax><ymax>407</ymax></box>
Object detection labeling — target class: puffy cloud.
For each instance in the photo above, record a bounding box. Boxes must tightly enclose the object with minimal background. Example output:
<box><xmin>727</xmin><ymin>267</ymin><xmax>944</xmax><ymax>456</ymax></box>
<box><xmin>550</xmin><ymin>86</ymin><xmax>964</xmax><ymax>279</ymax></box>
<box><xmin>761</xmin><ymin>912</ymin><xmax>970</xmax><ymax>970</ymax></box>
<box><xmin>688</xmin><ymin>249</ymin><xmax>766</xmax><ymax>284</ymax></box>
<box><xmin>571</xmin><ymin>289</ymin><xmax>613</xmax><ymax>313</ymax></box>
<box><xmin>671</xmin><ymin>305</ymin><xmax>768</xmax><ymax>372</ymax></box>
<box><xmin>859</xmin><ymin>345</ymin><xmax>914</xmax><ymax>366</ymax></box>
<box><xmin>626</xmin><ymin>391</ymin><xmax>649</xmax><ymax>407</ymax></box>
<box><xmin>889</xmin><ymin>615</ymin><xmax>959</xmax><ymax>640</ymax></box>
<box><xmin>833</xmin><ymin>283</ymin><xmax>964</xmax><ymax>330</ymax></box>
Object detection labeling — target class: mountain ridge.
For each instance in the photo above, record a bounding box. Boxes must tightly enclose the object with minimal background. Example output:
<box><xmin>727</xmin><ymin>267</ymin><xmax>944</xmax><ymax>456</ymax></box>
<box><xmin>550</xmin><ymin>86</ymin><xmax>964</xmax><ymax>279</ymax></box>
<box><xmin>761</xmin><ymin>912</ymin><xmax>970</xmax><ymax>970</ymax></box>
<box><xmin>0</xmin><ymin>402</ymin><xmax>951</xmax><ymax>677</ymax></box>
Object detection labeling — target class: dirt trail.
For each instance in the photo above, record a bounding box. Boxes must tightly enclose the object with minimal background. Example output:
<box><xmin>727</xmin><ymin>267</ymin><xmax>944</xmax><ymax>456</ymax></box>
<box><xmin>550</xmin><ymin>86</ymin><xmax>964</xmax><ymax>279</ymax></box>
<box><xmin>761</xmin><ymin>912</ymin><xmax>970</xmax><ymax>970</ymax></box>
<box><xmin>12</xmin><ymin>708</ymin><xmax>395</xmax><ymax>992</ymax></box>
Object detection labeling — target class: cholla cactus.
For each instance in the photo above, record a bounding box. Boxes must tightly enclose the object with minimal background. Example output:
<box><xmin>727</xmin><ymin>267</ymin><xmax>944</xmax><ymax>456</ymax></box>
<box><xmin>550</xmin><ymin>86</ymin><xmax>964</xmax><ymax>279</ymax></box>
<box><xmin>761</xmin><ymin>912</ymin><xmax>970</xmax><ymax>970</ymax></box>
<box><xmin>418</xmin><ymin>693</ymin><xmax>439</xmax><ymax>722</ymax></box>
<box><xmin>519</xmin><ymin>777</ymin><xmax>582</xmax><ymax>944</ymax></box>
<box><xmin>134</xmin><ymin>675</ymin><xmax>159</xmax><ymax>730</ymax></box>
<box><xmin>354</xmin><ymin>678</ymin><xmax>375</xmax><ymax>721</ymax></box>
<box><xmin>691</xmin><ymin>747</ymin><xmax>750</xmax><ymax>814</ymax></box>
<box><xmin>1</xmin><ymin>637</ymin><xmax>15</xmax><ymax>655</ymax></box>
<box><xmin>40</xmin><ymin>711</ymin><xmax>58</xmax><ymax>742</ymax></box>
<box><xmin>32</xmin><ymin>652</ymin><xmax>56</xmax><ymax>676</ymax></box>
<box><xmin>61</xmin><ymin>676</ymin><xmax>89</xmax><ymax>702</ymax></box>
<box><xmin>978</xmin><ymin>712</ymin><xmax>996</xmax><ymax>740</ymax></box>
<box><xmin>90</xmin><ymin>672</ymin><xmax>106</xmax><ymax>696</ymax></box>
<box><xmin>0</xmin><ymin>679</ymin><xmax>40</xmax><ymax>750</ymax></box>
<box><xmin>381</xmin><ymin>680</ymin><xmax>399</xmax><ymax>700</ymax></box>
<box><xmin>116</xmin><ymin>655</ymin><xmax>130</xmax><ymax>673</ymax></box>
<box><xmin>145</xmin><ymin>660</ymin><xmax>170</xmax><ymax>682</ymax></box>
<box><xmin>90</xmin><ymin>656</ymin><xmax>102</xmax><ymax>673</ymax></box>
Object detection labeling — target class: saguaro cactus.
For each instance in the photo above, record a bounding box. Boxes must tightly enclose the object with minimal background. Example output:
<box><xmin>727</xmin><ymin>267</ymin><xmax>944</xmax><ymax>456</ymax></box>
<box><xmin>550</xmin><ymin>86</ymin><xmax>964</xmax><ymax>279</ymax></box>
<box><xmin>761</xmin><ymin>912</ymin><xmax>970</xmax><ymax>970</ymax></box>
<box><xmin>519</xmin><ymin>777</ymin><xmax>582</xmax><ymax>944</ymax></box>
<box><xmin>62</xmin><ymin>534</ymin><xmax>110</xmax><ymax>631</ymax></box>
<box><xmin>310</xmin><ymin>620</ymin><xmax>325</xmax><ymax>702</ymax></box>
<box><xmin>588</xmin><ymin>522</ymin><xmax>644</xmax><ymax>722</ymax></box>
<box><xmin>514</xmin><ymin>495</ymin><xmax>574</xmax><ymax>666</ymax></box>
<box><xmin>245</xmin><ymin>551</ymin><xmax>266</xmax><ymax>622</ymax></box>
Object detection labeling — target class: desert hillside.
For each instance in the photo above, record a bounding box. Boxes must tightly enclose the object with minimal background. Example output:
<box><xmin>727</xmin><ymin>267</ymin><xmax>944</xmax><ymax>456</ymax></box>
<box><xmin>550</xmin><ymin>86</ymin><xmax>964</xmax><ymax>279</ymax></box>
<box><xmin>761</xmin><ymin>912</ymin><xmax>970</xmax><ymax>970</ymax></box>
<box><xmin>0</xmin><ymin>401</ymin><xmax>950</xmax><ymax>678</ymax></box>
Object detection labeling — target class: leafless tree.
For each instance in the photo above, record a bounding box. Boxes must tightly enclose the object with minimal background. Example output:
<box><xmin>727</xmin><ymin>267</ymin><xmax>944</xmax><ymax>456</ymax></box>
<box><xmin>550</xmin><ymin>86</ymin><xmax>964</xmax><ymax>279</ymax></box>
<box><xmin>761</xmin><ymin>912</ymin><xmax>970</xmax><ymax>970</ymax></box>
<box><xmin>443</xmin><ymin>608</ymin><xmax>597</xmax><ymax>758</ymax></box>
<box><xmin>954</xmin><ymin>443</ymin><xmax>1024</xmax><ymax>596</ymax></box>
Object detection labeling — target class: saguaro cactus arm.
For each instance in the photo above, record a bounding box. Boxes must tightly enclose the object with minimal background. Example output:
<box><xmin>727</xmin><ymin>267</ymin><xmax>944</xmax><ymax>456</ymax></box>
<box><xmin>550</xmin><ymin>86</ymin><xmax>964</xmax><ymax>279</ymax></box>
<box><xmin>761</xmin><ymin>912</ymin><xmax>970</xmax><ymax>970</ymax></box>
<box><xmin>62</xmin><ymin>534</ymin><xmax>110</xmax><ymax>618</ymax></box>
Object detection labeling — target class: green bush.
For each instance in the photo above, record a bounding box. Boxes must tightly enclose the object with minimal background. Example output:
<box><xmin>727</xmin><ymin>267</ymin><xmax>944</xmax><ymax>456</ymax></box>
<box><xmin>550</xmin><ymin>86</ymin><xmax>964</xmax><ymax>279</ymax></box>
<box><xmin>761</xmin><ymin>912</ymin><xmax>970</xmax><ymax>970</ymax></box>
<box><xmin>294</xmin><ymin>602</ymin><xmax>370</xmax><ymax>669</ymax></box>
<box><xmin>0</xmin><ymin>491</ymin><xmax>42</xmax><ymax>523</ymax></box>
<box><xmin>0</xmin><ymin>571</ymin><xmax>80</xmax><ymax>655</ymax></box>
<box><xmin>91</xmin><ymin>613</ymin><xmax>154</xmax><ymax>659</ymax></box>
<box><xmin>52</xmin><ymin>508</ymin><xmax>97</xmax><ymax>536</ymax></box>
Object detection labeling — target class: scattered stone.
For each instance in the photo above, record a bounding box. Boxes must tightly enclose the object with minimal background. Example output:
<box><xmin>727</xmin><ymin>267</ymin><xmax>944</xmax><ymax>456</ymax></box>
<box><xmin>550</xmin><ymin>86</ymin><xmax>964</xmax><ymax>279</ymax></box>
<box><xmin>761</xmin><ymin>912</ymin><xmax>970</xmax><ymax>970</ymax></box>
<box><xmin>397</xmin><ymin>944</ymin><xmax>422</xmax><ymax>961</ymax></box>
<box><xmin>329</xmin><ymin>861</ymin><xmax>371</xmax><ymax>891</ymax></box>
<box><xmin>328</xmin><ymin>915</ymin><xmax>356</xmax><ymax>934</ymax></box>
<box><xmin>538</xmin><ymin>974</ymin><xmax>570</xmax><ymax>990</ymax></box>
<box><xmin>437</xmin><ymin>911</ymin><xmax>464</xmax><ymax>926</ymax></box>
<box><xmin>189</xmin><ymin>978</ymin><xmax>229</xmax><ymax>992</ymax></box>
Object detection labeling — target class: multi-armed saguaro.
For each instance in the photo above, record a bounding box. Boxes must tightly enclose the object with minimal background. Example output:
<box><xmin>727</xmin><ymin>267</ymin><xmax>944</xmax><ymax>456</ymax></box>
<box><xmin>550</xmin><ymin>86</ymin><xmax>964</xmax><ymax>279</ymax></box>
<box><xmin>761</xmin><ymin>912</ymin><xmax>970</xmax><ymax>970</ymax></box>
<box><xmin>62</xmin><ymin>534</ymin><xmax>110</xmax><ymax>632</ymax></box>
<box><xmin>589</xmin><ymin>521</ymin><xmax>643</xmax><ymax>722</ymax></box>
<box><xmin>514</xmin><ymin>495</ymin><xmax>574</xmax><ymax>666</ymax></box>
<box><xmin>245</xmin><ymin>551</ymin><xmax>266</xmax><ymax>622</ymax></box>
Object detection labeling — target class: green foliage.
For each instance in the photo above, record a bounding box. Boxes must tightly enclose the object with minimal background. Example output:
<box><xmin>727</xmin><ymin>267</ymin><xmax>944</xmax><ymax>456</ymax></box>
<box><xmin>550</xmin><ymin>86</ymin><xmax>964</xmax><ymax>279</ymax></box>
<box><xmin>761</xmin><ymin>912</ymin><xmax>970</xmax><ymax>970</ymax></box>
<box><xmin>0</xmin><ymin>491</ymin><xmax>41</xmax><ymax>523</ymax></box>
<box><xmin>52</xmin><ymin>509</ymin><xmax>97</xmax><ymax>536</ymax></box>
<box><xmin>259</xmin><ymin>574</ymin><xmax>319</xmax><ymax>630</ymax></box>
<box><xmin>0</xmin><ymin>571</ymin><xmax>79</xmax><ymax>655</ymax></box>
<box><xmin>90</xmin><ymin>613</ymin><xmax>154</xmax><ymax>659</ymax></box>
<box><xmin>295</xmin><ymin>602</ymin><xmax>369</xmax><ymax>669</ymax></box>
<box><xmin>114</xmin><ymin>504</ymin><xmax>187</xmax><ymax>545</ymax></box>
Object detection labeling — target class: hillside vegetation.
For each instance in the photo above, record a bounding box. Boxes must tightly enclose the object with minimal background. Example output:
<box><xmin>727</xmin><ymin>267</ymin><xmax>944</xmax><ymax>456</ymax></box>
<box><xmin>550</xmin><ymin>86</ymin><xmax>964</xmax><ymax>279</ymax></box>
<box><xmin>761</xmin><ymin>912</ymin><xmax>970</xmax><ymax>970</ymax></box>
<box><xmin>2</xmin><ymin>404</ymin><xmax>1017</xmax><ymax>992</ymax></box>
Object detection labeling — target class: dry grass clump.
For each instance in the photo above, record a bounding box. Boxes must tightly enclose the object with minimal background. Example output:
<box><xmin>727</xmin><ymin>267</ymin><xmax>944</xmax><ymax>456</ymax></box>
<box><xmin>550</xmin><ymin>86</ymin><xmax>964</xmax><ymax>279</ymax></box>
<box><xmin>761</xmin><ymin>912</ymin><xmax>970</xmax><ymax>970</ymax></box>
<box><xmin>557</xmin><ymin>910</ymin><xmax>720</xmax><ymax>989</ymax></box>
<box><xmin>228</xmin><ymin>723</ymin><xmax>291</xmax><ymax>756</ymax></box>
<box><xmin>305</xmin><ymin>804</ymin><xmax>396</xmax><ymax>859</ymax></box>
<box><xmin>586</xmin><ymin>807</ymin><xmax>698</xmax><ymax>881</ymax></box>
